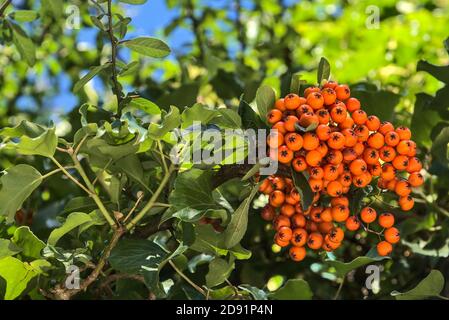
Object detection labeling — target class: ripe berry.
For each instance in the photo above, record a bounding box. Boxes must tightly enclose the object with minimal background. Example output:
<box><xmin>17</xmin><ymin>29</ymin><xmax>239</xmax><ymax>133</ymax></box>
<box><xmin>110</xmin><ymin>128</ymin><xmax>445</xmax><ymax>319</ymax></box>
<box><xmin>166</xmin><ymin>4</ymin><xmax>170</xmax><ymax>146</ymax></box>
<box><xmin>335</xmin><ymin>84</ymin><xmax>350</xmax><ymax>100</ymax></box>
<box><xmin>328</xmin><ymin>227</ymin><xmax>344</xmax><ymax>243</ymax></box>
<box><xmin>291</xmin><ymin>228</ymin><xmax>308</xmax><ymax>247</ymax></box>
<box><xmin>331</xmin><ymin>205</ymin><xmax>350</xmax><ymax>222</ymax></box>
<box><xmin>360</xmin><ymin>207</ymin><xmax>377</xmax><ymax>224</ymax></box>
<box><xmin>284</xmin><ymin>93</ymin><xmax>301</xmax><ymax>110</ymax></box>
<box><xmin>377</xmin><ymin>241</ymin><xmax>393</xmax><ymax>256</ymax></box>
<box><xmin>307</xmin><ymin>92</ymin><xmax>324</xmax><ymax>110</ymax></box>
<box><xmin>384</xmin><ymin>227</ymin><xmax>400</xmax><ymax>244</ymax></box>
<box><xmin>408</xmin><ymin>172</ymin><xmax>424</xmax><ymax>187</ymax></box>
<box><xmin>268</xmin><ymin>109</ymin><xmax>283</xmax><ymax>124</ymax></box>
<box><xmin>345</xmin><ymin>97</ymin><xmax>360</xmax><ymax>112</ymax></box>
<box><xmin>346</xmin><ymin>216</ymin><xmax>361</xmax><ymax>231</ymax></box>
<box><xmin>378</xmin><ymin>213</ymin><xmax>395</xmax><ymax>228</ymax></box>
<box><xmin>285</xmin><ymin>133</ymin><xmax>303</xmax><ymax>151</ymax></box>
<box><xmin>292</xmin><ymin>156</ymin><xmax>308</xmax><ymax>172</ymax></box>
<box><xmin>307</xmin><ymin>232</ymin><xmax>324</xmax><ymax>250</ymax></box>
<box><xmin>289</xmin><ymin>246</ymin><xmax>306</xmax><ymax>261</ymax></box>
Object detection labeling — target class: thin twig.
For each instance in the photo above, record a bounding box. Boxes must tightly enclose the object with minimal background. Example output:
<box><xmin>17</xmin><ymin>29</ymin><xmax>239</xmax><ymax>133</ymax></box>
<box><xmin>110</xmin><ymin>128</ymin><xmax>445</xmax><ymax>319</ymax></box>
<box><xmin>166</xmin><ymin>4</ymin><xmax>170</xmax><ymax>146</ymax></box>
<box><xmin>50</xmin><ymin>157</ymin><xmax>92</xmax><ymax>195</ymax></box>
<box><xmin>0</xmin><ymin>0</ymin><xmax>12</xmax><ymax>17</ymax></box>
<box><xmin>169</xmin><ymin>260</ymin><xmax>206</xmax><ymax>297</ymax></box>
<box><xmin>123</xmin><ymin>192</ymin><xmax>145</xmax><ymax>223</ymax></box>
<box><xmin>106</xmin><ymin>0</ymin><xmax>124</xmax><ymax>113</ymax></box>
<box><xmin>158</xmin><ymin>141</ymin><xmax>169</xmax><ymax>173</ymax></box>
<box><xmin>333</xmin><ymin>276</ymin><xmax>345</xmax><ymax>300</ymax></box>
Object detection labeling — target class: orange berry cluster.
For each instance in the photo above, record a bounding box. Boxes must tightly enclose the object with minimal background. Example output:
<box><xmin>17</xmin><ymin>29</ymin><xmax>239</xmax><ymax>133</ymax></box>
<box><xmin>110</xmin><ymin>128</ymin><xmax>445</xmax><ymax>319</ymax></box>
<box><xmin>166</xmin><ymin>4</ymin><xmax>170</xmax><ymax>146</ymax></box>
<box><xmin>259</xmin><ymin>80</ymin><xmax>423</xmax><ymax>260</ymax></box>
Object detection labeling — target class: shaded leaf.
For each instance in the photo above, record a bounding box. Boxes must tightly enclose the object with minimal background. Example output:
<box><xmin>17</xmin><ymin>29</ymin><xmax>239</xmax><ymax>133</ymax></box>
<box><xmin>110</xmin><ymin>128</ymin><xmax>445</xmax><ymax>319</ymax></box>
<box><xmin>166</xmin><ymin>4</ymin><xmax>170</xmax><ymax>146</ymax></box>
<box><xmin>391</xmin><ymin>270</ymin><xmax>445</xmax><ymax>300</ymax></box>
<box><xmin>269</xmin><ymin>279</ymin><xmax>313</xmax><ymax>300</ymax></box>
<box><xmin>123</xmin><ymin>37</ymin><xmax>171</xmax><ymax>58</ymax></box>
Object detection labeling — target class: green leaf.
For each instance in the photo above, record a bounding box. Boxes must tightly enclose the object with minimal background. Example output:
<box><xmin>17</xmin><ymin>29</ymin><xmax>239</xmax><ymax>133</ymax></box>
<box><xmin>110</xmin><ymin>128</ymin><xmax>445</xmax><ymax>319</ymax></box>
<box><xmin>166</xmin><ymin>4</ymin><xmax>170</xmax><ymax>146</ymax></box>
<box><xmin>317</xmin><ymin>57</ymin><xmax>331</xmax><ymax>84</ymax></box>
<box><xmin>119</xmin><ymin>61</ymin><xmax>140</xmax><ymax>77</ymax></box>
<box><xmin>0</xmin><ymin>257</ymin><xmax>50</xmax><ymax>300</ymax></box>
<box><xmin>269</xmin><ymin>279</ymin><xmax>313</xmax><ymax>300</ymax></box>
<box><xmin>169</xmin><ymin>169</ymin><xmax>218</xmax><ymax>212</ymax></box>
<box><xmin>205</xmin><ymin>257</ymin><xmax>234</xmax><ymax>288</ymax></box>
<box><xmin>8</xmin><ymin>21</ymin><xmax>36</xmax><ymax>66</ymax></box>
<box><xmin>129</xmin><ymin>97</ymin><xmax>161</xmax><ymax>115</ymax></box>
<box><xmin>8</xmin><ymin>10</ymin><xmax>39</xmax><ymax>22</ymax></box>
<box><xmin>238</xmin><ymin>98</ymin><xmax>267</xmax><ymax>130</ymax></box>
<box><xmin>391</xmin><ymin>270</ymin><xmax>445</xmax><ymax>300</ymax></box>
<box><xmin>431</xmin><ymin>126</ymin><xmax>449</xmax><ymax>167</ymax></box>
<box><xmin>291</xmin><ymin>168</ymin><xmax>314</xmax><ymax>212</ymax></box>
<box><xmin>411</xmin><ymin>93</ymin><xmax>442</xmax><ymax>148</ymax></box>
<box><xmin>0</xmin><ymin>240</ymin><xmax>22</xmax><ymax>260</ymax></box>
<box><xmin>224</xmin><ymin>183</ymin><xmax>260</xmax><ymax>248</ymax></box>
<box><xmin>122</xmin><ymin>37</ymin><xmax>171</xmax><ymax>58</ymax></box>
<box><xmin>113</xmin><ymin>154</ymin><xmax>151</xmax><ymax>192</ymax></box>
<box><xmin>181</xmin><ymin>103</ymin><xmax>218</xmax><ymax>128</ymax></box>
<box><xmin>41</xmin><ymin>0</ymin><xmax>63</xmax><ymax>18</ymax></box>
<box><xmin>294</xmin><ymin>121</ymin><xmax>319</xmax><ymax>133</ymax></box>
<box><xmin>238</xmin><ymin>284</ymin><xmax>267</xmax><ymax>300</ymax></box>
<box><xmin>73</xmin><ymin>63</ymin><xmax>111</xmax><ymax>93</ymax></box>
<box><xmin>0</xmin><ymin>120</ymin><xmax>57</xmax><ymax>157</ymax></box>
<box><xmin>417</xmin><ymin>60</ymin><xmax>449</xmax><ymax>84</ymax></box>
<box><xmin>11</xmin><ymin>227</ymin><xmax>45</xmax><ymax>259</ymax></box>
<box><xmin>119</xmin><ymin>0</ymin><xmax>148</xmax><ymax>4</ymax></box>
<box><xmin>326</xmin><ymin>255</ymin><xmax>387</xmax><ymax>278</ymax></box>
<box><xmin>255</xmin><ymin>85</ymin><xmax>276</xmax><ymax>120</ymax></box>
<box><xmin>47</xmin><ymin>212</ymin><xmax>93</xmax><ymax>246</ymax></box>
<box><xmin>148</xmin><ymin>106</ymin><xmax>180</xmax><ymax>139</ymax></box>
<box><xmin>351</xmin><ymin>85</ymin><xmax>400</xmax><ymax>122</ymax></box>
<box><xmin>290</xmin><ymin>73</ymin><xmax>306</xmax><ymax>95</ymax></box>
<box><xmin>212</xmin><ymin>109</ymin><xmax>242</xmax><ymax>129</ymax></box>
<box><xmin>0</xmin><ymin>165</ymin><xmax>43</xmax><ymax>223</ymax></box>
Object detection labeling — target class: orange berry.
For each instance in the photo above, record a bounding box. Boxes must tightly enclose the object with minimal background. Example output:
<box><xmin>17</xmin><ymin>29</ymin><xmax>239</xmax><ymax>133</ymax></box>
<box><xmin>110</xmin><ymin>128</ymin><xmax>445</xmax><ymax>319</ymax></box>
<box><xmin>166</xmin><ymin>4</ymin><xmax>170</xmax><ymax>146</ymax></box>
<box><xmin>339</xmin><ymin>172</ymin><xmax>353</xmax><ymax>187</ymax></box>
<box><xmin>289</xmin><ymin>246</ymin><xmax>307</xmax><ymax>261</ymax></box>
<box><xmin>321</xmin><ymin>87</ymin><xmax>337</xmax><ymax>105</ymax></box>
<box><xmin>267</xmin><ymin>131</ymin><xmax>284</xmax><ymax>148</ymax></box>
<box><xmin>316</xmin><ymin>109</ymin><xmax>330</xmax><ymax>124</ymax></box>
<box><xmin>349</xmin><ymin>159</ymin><xmax>367</xmax><ymax>176</ymax></box>
<box><xmin>261</xmin><ymin>205</ymin><xmax>276</xmax><ymax>221</ymax></box>
<box><xmin>352</xmin><ymin>110</ymin><xmax>368</xmax><ymax>125</ymax></box>
<box><xmin>328</xmin><ymin>132</ymin><xmax>346</xmax><ymax>150</ymax></box>
<box><xmin>304</xmin><ymin>86</ymin><xmax>320</xmax><ymax>97</ymax></box>
<box><xmin>305</xmin><ymin>150</ymin><xmax>323</xmax><ymax>167</ymax></box>
<box><xmin>395</xmin><ymin>180</ymin><xmax>411</xmax><ymax>197</ymax></box>
<box><xmin>297</xmin><ymin>104</ymin><xmax>313</xmax><ymax>117</ymax></box>
<box><xmin>307</xmin><ymin>232</ymin><xmax>324</xmax><ymax>250</ymax></box>
<box><xmin>278</xmin><ymin>145</ymin><xmax>294</xmax><ymax>164</ymax></box>
<box><xmin>339</xmin><ymin>116</ymin><xmax>355</xmax><ymax>130</ymax></box>
<box><xmin>277</xmin><ymin>226</ymin><xmax>293</xmax><ymax>242</ymax></box>
<box><xmin>284</xmin><ymin>133</ymin><xmax>303</xmax><ymax>151</ymax></box>
<box><xmin>309</xmin><ymin>178</ymin><xmax>323</xmax><ymax>192</ymax></box>
<box><xmin>354</xmin><ymin>125</ymin><xmax>370</xmax><ymax>142</ymax></box>
<box><xmin>369</xmin><ymin>162</ymin><xmax>382</xmax><ymax>176</ymax></box>
<box><xmin>378</xmin><ymin>213</ymin><xmax>395</xmax><ymax>229</ymax></box>
<box><xmin>307</xmin><ymin>92</ymin><xmax>324</xmax><ymax>110</ymax></box>
<box><xmin>363</xmin><ymin>148</ymin><xmax>380</xmax><ymax>165</ymax></box>
<box><xmin>385</xmin><ymin>131</ymin><xmax>400</xmax><ymax>147</ymax></box>
<box><xmin>284</xmin><ymin>93</ymin><xmax>301</xmax><ymax>110</ymax></box>
<box><xmin>270</xmin><ymin>190</ymin><xmax>285</xmax><ymax>208</ymax></box>
<box><xmin>275</xmin><ymin>98</ymin><xmax>286</xmax><ymax>111</ymax></box>
<box><xmin>335</xmin><ymin>84</ymin><xmax>350</xmax><ymax>100</ymax></box>
<box><xmin>395</xmin><ymin>126</ymin><xmax>411</xmax><ymax>140</ymax></box>
<box><xmin>342</xmin><ymin>129</ymin><xmax>358</xmax><ymax>147</ymax></box>
<box><xmin>318</xmin><ymin>221</ymin><xmax>334</xmax><ymax>234</ymax></box>
<box><xmin>330</xmin><ymin>105</ymin><xmax>347</xmax><ymax>123</ymax></box>
<box><xmin>379</xmin><ymin>146</ymin><xmax>396</xmax><ymax>162</ymax></box>
<box><xmin>381</xmin><ymin>163</ymin><xmax>396</xmax><ymax>181</ymax></box>
<box><xmin>328</xmin><ymin>227</ymin><xmax>344</xmax><ymax>243</ymax></box>
<box><xmin>323</xmin><ymin>236</ymin><xmax>341</xmax><ymax>250</ymax></box>
<box><xmin>267</xmin><ymin>109</ymin><xmax>283</xmax><ymax>124</ymax></box>
<box><xmin>384</xmin><ymin>227</ymin><xmax>400</xmax><ymax>244</ymax></box>
<box><xmin>321</xmin><ymin>208</ymin><xmax>333</xmax><ymax>222</ymax></box>
<box><xmin>331</xmin><ymin>196</ymin><xmax>349</xmax><ymax>207</ymax></box>
<box><xmin>303</xmin><ymin>132</ymin><xmax>320</xmax><ymax>151</ymax></box>
<box><xmin>399</xmin><ymin>195</ymin><xmax>414</xmax><ymax>211</ymax></box>
<box><xmin>299</xmin><ymin>112</ymin><xmax>319</xmax><ymax>128</ymax></box>
<box><xmin>323</xmin><ymin>80</ymin><xmax>338</xmax><ymax>89</ymax></box>
<box><xmin>367</xmin><ymin>132</ymin><xmax>385</xmax><ymax>149</ymax></box>
<box><xmin>310</xmin><ymin>166</ymin><xmax>324</xmax><ymax>180</ymax></box>
<box><xmin>408</xmin><ymin>172</ymin><xmax>424</xmax><ymax>187</ymax></box>
<box><xmin>353</xmin><ymin>142</ymin><xmax>365</xmax><ymax>156</ymax></box>
<box><xmin>316</xmin><ymin>124</ymin><xmax>331</xmax><ymax>141</ymax></box>
<box><xmin>272</xmin><ymin>121</ymin><xmax>287</xmax><ymax>135</ymax></box>
<box><xmin>342</xmin><ymin>147</ymin><xmax>357</xmax><ymax>162</ymax></box>
<box><xmin>407</xmin><ymin>157</ymin><xmax>422</xmax><ymax>173</ymax></box>
<box><xmin>270</xmin><ymin>176</ymin><xmax>286</xmax><ymax>190</ymax></box>
<box><xmin>366</xmin><ymin>115</ymin><xmax>380</xmax><ymax>131</ymax></box>
<box><xmin>292</xmin><ymin>156</ymin><xmax>308</xmax><ymax>172</ymax></box>
<box><xmin>327</xmin><ymin>181</ymin><xmax>344</xmax><ymax>197</ymax></box>
<box><xmin>273</xmin><ymin>215</ymin><xmax>291</xmax><ymax>230</ymax></box>
<box><xmin>326</xmin><ymin>149</ymin><xmax>343</xmax><ymax>165</ymax></box>
<box><xmin>392</xmin><ymin>155</ymin><xmax>409</xmax><ymax>171</ymax></box>
<box><xmin>284</xmin><ymin>115</ymin><xmax>300</xmax><ymax>132</ymax></box>
<box><xmin>345</xmin><ymin>97</ymin><xmax>360</xmax><ymax>112</ymax></box>
<box><xmin>331</xmin><ymin>205</ymin><xmax>350</xmax><ymax>222</ymax></box>
<box><xmin>377</xmin><ymin>241</ymin><xmax>393</xmax><ymax>256</ymax></box>
<box><xmin>360</xmin><ymin>207</ymin><xmax>377</xmax><ymax>224</ymax></box>
<box><xmin>280</xmin><ymin>204</ymin><xmax>296</xmax><ymax>217</ymax></box>
<box><xmin>291</xmin><ymin>214</ymin><xmax>306</xmax><ymax>228</ymax></box>
<box><xmin>346</xmin><ymin>216</ymin><xmax>361</xmax><ymax>231</ymax></box>
<box><xmin>378</xmin><ymin>121</ymin><xmax>395</xmax><ymax>135</ymax></box>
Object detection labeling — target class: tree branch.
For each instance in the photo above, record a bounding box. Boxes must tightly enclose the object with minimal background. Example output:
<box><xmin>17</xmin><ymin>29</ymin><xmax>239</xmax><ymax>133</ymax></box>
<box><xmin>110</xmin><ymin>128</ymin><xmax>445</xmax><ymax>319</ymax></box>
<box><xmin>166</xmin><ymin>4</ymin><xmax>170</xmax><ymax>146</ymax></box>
<box><xmin>106</xmin><ymin>0</ymin><xmax>124</xmax><ymax>114</ymax></box>
<box><xmin>0</xmin><ymin>0</ymin><xmax>11</xmax><ymax>17</ymax></box>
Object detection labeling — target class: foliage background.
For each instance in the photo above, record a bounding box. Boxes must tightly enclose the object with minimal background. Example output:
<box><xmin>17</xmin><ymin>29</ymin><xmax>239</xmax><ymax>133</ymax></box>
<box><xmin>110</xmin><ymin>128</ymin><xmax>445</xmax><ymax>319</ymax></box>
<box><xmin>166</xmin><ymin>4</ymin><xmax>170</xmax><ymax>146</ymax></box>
<box><xmin>0</xmin><ymin>0</ymin><xmax>449</xmax><ymax>300</ymax></box>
